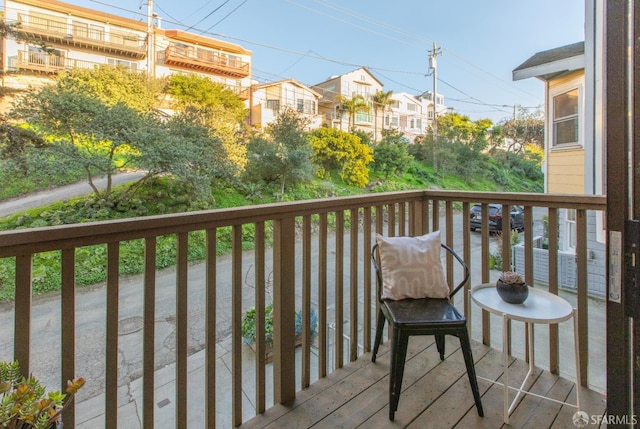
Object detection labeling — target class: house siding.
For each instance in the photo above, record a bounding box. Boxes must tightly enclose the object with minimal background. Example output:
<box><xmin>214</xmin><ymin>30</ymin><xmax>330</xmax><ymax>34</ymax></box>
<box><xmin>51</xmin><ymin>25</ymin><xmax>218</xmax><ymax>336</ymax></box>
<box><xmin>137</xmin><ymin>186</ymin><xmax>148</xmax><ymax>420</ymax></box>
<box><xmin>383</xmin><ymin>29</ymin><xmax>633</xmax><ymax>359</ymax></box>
<box><xmin>547</xmin><ymin>149</ymin><xmax>585</xmax><ymax>194</ymax></box>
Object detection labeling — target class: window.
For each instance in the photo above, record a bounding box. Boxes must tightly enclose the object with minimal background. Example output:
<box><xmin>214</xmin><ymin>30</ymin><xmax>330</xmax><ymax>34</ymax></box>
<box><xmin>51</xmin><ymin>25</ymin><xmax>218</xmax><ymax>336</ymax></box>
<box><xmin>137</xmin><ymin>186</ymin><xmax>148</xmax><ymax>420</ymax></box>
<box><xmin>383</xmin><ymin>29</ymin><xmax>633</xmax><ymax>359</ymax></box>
<box><xmin>267</xmin><ymin>99</ymin><xmax>280</xmax><ymax>111</ymax></box>
<box><xmin>566</xmin><ymin>209</ymin><xmax>577</xmax><ymax>250</ymax></box>
<box><xmin>408</xmin><ymin>103</ymin><xmax>417</xmax><ymax>112</ymax></box>
<box><xmin>107</xmin><ymin>58</ymin><xmax>138</xmax><ymax>71</ymax></box>
<box><xmin>297</xmin><ymin>99</ymin><xmax>304</xmax><ymax>113</ymax></box>
<box><xmin>553</xmin><ymin>89</ymin><xmax>579</xmax><ymax>146</ymax></box>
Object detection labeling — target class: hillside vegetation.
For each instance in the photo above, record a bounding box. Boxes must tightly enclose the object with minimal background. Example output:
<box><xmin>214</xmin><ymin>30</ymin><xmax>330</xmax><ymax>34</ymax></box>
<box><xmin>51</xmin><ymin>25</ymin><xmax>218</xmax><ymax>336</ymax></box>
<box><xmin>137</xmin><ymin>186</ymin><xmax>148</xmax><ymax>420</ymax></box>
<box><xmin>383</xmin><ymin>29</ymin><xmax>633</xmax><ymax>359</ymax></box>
<box><xmin>0</xmin><ymin>66</ymin><xmax>544</xmax><ymax>300</ymax></box>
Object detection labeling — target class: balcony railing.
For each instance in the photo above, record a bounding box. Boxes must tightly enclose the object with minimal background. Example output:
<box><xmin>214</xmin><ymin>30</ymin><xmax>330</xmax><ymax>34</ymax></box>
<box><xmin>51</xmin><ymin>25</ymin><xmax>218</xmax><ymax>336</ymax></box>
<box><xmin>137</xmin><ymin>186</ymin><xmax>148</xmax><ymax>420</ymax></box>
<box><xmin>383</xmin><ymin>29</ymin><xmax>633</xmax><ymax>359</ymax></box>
<box><xmin>0</xmin><ymin>190</ymin><xmax>606</xmax><ymax>427</ymax></box>
<box><xmin>164</xmin><ymin>44</ymin><xmax>250</xmax><ymax>78</ymax></box>
<box><xmin>13</xmin><ymin>14</ymin><xmax>146</xmax><ymax>59</ymax></box>
<box><xmin>15</xmin><ymin>51</ymin><xmax>138</xmax><ymax>74</ymax></box>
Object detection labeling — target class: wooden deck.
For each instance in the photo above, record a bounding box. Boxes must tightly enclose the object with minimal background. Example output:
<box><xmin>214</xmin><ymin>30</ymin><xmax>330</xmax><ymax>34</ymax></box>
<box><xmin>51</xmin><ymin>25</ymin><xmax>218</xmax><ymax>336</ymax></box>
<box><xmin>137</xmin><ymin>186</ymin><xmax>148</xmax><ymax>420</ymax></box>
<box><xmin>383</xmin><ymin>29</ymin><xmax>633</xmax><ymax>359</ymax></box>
<box><xmin>239</xmin><ymin>336</ymin><xmax>606</xmax><ymax>428</ymax></box>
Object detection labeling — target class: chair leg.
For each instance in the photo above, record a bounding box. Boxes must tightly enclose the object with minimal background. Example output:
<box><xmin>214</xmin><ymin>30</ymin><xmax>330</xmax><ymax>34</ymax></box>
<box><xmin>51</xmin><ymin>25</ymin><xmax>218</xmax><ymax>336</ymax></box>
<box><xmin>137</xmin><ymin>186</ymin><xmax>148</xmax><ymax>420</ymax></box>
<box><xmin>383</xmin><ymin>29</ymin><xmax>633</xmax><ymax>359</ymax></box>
<box><xmin>388</xmin><ymin>327</ymin><xmax>409</xmax><ymax>421</ymax></box>
<box><xmin>435</xmin><ymin>334</ymin><xmax>446</xmax><ymax>360</ymax></box>
<box><xmin>372</xmin><ymin>309</ymin><xmax>386</xmax><ymax>363</ymax></box>
<box><xmin>459</xmin><ymin>328</ymin><xmax>484</xmax><ymax>417</ymax></box>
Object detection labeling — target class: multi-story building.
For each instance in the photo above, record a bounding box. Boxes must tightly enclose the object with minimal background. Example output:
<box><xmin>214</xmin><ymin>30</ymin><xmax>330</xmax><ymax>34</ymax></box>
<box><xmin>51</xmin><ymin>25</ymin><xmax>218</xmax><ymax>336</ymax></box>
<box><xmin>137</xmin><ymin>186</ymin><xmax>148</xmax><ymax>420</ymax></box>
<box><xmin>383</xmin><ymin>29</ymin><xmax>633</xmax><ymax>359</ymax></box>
<box><xmin>2</xmin><ymin>0</ymin><xmax>252</xmax><ymax>101</ymax></box>
<box><xmin>248</xmin><ymin>79</ymin><xmax>322</xmax><ymax>130</ymax></box>
<box><xmin>385</xmin><ymin>92</ymin><xmax>426</xmax><ymax>142</ymax></box>
<box><xmin>312</xmin><ymin>67</ymin><xmax>383</xmax><ymax>136</ymax></box>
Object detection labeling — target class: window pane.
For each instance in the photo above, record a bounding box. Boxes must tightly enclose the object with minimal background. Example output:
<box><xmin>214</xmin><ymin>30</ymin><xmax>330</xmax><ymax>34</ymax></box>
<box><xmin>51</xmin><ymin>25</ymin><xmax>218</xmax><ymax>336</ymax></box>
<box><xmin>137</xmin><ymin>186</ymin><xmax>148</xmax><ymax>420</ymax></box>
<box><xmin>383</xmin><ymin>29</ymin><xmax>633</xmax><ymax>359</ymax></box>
<box><xmin>554</xmin><ymin>89</ymin><xmax>578</xmax><ymax>119</ymax></box>
<box><xmin>554</xmin><ymin>118</ymin><xmax>578</xmax><ymax>144</ymax></box>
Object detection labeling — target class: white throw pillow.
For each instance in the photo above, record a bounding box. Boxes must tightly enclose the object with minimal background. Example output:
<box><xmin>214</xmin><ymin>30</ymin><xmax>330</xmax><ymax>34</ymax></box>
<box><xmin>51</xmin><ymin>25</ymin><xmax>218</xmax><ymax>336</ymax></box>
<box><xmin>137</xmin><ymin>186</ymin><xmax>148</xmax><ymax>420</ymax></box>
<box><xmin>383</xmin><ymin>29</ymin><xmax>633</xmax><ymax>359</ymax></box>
<box><xmin>375</xmin><ymin>231</ymin><xmax>450</xmax><ymax>300</ymax></box>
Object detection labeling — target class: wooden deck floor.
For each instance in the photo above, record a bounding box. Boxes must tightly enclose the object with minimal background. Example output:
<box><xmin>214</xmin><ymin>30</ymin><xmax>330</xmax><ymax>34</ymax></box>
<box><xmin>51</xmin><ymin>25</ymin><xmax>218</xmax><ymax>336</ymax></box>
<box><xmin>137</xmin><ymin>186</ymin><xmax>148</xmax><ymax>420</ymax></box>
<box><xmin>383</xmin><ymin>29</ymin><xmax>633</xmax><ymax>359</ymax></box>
<box><xmin>239</xmin><ymin>336</ymin><xmax>606</xmax><ymax>428</ymax></box>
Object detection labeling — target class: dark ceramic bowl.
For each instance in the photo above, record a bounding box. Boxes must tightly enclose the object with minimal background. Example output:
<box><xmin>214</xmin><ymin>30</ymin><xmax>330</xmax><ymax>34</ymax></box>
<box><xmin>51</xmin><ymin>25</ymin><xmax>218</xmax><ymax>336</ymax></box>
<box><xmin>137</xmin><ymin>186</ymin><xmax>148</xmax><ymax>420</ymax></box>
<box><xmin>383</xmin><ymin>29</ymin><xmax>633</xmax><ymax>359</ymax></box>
<box><xmin>496</xmin><ymin>279</ymin><xmax>529</xmax><ymax>304</ymax></box>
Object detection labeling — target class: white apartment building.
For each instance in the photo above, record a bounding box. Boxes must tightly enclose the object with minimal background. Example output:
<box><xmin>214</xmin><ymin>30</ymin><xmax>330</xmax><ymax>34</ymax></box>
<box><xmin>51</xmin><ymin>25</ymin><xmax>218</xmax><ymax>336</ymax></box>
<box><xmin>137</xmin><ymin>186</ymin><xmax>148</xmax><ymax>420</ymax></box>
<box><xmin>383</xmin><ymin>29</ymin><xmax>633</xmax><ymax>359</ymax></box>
<box><xmin>2</xmin><ymin>0</ymin><xmax>252</xmax><ymax>101</ymax></box>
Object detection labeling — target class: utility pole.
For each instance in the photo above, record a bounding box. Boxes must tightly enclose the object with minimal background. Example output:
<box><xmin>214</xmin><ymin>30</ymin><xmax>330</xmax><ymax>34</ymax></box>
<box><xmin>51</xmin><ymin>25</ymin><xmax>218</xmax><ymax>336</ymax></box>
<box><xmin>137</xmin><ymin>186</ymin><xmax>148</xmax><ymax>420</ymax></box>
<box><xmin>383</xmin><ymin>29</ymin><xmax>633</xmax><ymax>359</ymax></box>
<box><xmin>144</xmin><ymin>0</ymin><xmax>155</xmax><ymax>77</ymax></box>
<box><xmin>429</xmin><ymin>42</ymin><xmax>442</xmax><ymax>170</ymax></box>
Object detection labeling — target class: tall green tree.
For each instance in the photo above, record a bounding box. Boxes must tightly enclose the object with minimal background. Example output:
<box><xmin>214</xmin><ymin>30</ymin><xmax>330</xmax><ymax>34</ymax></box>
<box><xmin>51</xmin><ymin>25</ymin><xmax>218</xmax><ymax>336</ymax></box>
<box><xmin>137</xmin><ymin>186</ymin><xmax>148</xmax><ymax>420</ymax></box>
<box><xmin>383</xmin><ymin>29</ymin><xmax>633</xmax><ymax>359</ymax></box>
<box><xmin>373</xmin><ymin>129</ymin><xmax>414</xmax><ymax>178</ymax></box>
<box><xmin>372</xmin><ymin>90</ymin><xmax>394</xmax><ymax>142</ymax></box>
<box><xmin>336</xmin><ymin>95</ymin><xmax>370</xmax><ymax>131</ymax></box>
<box><xmin>10</xmin><ymin>84</ymin><xmax>225</xmax><ymax>201</ymax></box>
<box><xmin>56</xmin><ymin>65</ymin><xmax>164</xmax><ymax>112</ymax></box>
<box><xmin>167</xmin><ymin>73</ymin><xmax>249</xmax><ymax>172</ymax></box>
<box><xmin>245</xmin><ymin>108</ymin><xmax>314</xmax><ymax>195</ymax></box>
<box><xmin>497</xmin><ymin>106</ymin><xmax>544</xmax><ymax>154</ymax></box>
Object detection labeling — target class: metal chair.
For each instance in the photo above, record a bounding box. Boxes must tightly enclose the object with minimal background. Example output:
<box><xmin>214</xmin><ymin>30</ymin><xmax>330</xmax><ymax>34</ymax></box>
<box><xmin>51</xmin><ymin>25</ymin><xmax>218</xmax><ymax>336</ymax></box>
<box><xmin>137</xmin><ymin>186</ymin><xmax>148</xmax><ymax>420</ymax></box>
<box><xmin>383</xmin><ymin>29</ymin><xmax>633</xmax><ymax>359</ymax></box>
<box><xmin>371</xmin><ymin>242</ymin><xmax>484</xmax><ymax>421</ymax></box>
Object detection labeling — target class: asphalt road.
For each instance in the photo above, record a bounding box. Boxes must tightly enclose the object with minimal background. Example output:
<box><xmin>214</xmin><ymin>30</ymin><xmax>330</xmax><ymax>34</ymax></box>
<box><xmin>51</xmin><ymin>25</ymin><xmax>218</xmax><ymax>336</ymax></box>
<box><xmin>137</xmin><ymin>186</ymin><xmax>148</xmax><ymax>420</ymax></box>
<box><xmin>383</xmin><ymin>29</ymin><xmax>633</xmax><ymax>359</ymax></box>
<box><xmin>0</xmin><ymin>172</ymin><xmax>145</xmax><ymax>219</ymax></box>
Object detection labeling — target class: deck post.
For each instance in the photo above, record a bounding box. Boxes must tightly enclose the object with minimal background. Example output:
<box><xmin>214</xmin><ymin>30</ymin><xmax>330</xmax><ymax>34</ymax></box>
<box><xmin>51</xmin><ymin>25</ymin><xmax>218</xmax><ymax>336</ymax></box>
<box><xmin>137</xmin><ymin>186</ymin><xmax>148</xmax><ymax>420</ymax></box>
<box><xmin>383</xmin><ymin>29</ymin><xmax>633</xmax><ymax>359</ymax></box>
<box><xmin>272</xmin><ymin>215</ymin><xmax>296</xmax><ymax>404</ymax></box>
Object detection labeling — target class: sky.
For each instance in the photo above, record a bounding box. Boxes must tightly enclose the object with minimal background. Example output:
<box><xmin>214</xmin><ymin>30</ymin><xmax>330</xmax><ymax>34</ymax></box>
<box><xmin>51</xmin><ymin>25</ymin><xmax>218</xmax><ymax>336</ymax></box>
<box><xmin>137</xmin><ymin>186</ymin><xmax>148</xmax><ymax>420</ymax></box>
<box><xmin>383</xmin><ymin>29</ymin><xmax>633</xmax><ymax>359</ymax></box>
<box><xmin>63</xmin><ymin>0</ymin><xmax>585</xmax><ymax>123</ymax></box>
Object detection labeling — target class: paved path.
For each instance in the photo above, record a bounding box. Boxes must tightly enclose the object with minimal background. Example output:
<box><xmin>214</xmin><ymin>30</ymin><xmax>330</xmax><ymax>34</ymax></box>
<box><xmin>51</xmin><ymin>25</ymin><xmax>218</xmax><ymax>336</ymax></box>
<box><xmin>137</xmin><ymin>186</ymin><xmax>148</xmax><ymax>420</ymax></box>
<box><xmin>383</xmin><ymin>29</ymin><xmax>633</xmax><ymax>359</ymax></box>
<box><xmin>0</xmin><ymin>172</ymin><xmax>145</xmax><ymax>219</ymax></box>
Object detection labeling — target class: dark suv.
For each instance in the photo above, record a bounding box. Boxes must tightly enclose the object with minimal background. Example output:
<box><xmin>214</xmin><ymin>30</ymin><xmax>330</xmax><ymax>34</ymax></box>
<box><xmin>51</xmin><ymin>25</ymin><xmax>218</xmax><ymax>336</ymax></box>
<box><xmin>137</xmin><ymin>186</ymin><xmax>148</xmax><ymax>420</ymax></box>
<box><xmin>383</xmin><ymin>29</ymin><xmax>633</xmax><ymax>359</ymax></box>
<box><xmin>469</xmin><ymin>203</ymin><xmax>524</xmax><ymax>232</ymax></box>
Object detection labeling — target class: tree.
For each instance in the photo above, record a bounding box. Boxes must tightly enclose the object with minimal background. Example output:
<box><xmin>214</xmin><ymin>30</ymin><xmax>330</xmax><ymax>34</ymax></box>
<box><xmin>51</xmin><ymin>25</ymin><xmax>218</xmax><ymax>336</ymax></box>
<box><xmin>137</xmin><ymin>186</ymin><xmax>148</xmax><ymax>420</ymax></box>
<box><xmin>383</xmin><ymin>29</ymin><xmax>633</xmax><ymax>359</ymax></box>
<box><xmin>373</xmin><ymin>129</ymin><xmax>414</xmax><ymax>178</ymax></box>
<box><xmin>497</xmin><ymin>106</ymin><xmax>544</xmax><ymax>154</ymax></box>
<box><xmin>309</xmin><ymin>127</ymin><xmax>373</xmax><ymax>188</ymax></box>
<box><xmin>167</xmin><ymin>73</ymin><xmax>249</xmax><ymax>172</ymax></box>
<box><xmin>56</xmin><ymin>65</ymin><xmax>164</xmax><ymax>112</ymax></box>
<box><xmin>245</xmin><ymin>108</ymin><xmax>314</xmax><ymax>195</ymax></box>
<box><xmin>437</xmin><ymin>112</ymin><xmax>493</xmax><ymax>152</ymax></box>
<box><xmin>336</xmin><ymin>95</ymin><xmax>370</xmax><ymax>131</ymax></box>
<box><xmin>10</xmin><ymin>83</ymin><xmax>226</xmax><ymax>201</ymax></box>
<box><xmin>372</xmin><ymin>90</ymin><xmax>394</xmax><ymax>142</ymax></box>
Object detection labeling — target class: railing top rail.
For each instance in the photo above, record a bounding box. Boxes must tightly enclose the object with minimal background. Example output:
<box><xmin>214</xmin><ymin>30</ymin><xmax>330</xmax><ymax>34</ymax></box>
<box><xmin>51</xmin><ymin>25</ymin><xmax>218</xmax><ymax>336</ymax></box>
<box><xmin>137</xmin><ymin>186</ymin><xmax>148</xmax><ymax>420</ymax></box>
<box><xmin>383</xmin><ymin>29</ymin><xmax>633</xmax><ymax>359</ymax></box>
<box><xmin>0</xmin><ymin>190</ymin><xmax>606</xmax><ymax>256</ymax></box>
<box><xmin>425</xmin><ymin>189</ymin><xmax>606</xmax><ymax>210</ymax></box>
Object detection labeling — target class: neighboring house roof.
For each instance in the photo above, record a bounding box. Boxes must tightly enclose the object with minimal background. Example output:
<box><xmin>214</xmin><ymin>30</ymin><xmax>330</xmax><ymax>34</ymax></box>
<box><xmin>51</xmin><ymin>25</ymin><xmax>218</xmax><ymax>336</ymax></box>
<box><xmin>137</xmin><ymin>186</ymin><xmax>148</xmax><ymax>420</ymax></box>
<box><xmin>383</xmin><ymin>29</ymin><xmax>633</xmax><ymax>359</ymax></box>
<box><xmin>313</xmin><ymin>66</ymin><xmax>384</xmax><ymax>88</ymax></box>
<box><xmin>252</xmin><ymin>79</ymin><xmax>322</xmax><ymax>99</ymax></box>
<box><xmin>512</xmin><ymin>41</ymin><xmax>585</xmax><ymax>81</ymax></box>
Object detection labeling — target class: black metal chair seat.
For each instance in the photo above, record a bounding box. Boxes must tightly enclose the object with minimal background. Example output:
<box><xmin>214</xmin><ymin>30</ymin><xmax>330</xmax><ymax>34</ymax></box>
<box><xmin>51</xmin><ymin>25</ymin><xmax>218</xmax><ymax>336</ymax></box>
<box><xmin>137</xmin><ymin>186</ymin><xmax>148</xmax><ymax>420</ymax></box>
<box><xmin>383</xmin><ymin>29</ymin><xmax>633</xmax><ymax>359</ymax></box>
<box><xmin>371</xmin><ymin>240</ymin><xmax>484</xmax><ymax>421</ymax></box>
<box><xmin>381</xmin><ymin>297</ymin><xmax>465</xmax><ymax>329</ymax></box>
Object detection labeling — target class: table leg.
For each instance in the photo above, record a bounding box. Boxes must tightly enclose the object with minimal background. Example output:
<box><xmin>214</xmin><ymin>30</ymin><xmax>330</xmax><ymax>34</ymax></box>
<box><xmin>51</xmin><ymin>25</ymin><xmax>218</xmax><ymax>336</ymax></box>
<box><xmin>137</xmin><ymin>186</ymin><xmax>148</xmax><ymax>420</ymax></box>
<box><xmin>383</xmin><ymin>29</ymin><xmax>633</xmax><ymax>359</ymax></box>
<box><xmin>503</xmin><ymin>313</ymin><xmax>509</xmax><ymax>424</ymax></box>
<box><xmin>573</xmin><ymin>309</ymin><xmax>581</xmax><ymax>411</ymax></box>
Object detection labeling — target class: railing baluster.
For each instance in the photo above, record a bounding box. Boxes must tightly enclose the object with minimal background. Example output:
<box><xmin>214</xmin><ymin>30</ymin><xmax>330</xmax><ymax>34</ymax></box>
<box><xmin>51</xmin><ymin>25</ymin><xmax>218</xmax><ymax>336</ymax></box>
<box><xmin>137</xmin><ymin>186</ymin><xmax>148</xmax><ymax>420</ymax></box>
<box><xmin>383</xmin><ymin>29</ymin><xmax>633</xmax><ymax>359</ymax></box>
<box><xmin>576</xmin><ymin>209</ymin><xmax>589</xmax><ymax>386</ymax></box>
<box><xmin>61</xmin><ymin>249</ymin><xmax>75</xmax><ymax>428</ymax></box>
<box><xmin>14</xmin><ymin>254</ymin><xmax>32</xmax><ymax>378</ymax></box>
<box><xmin>387</xmin><ymin>203</ymin><xmax>395</xmax><ymax>237</ymax></box>
<box><xmin>176</xmin><ymin>233</ymin><xmax>188</xmax><ymax>429</ymax></box>
<box><xmin>254</xmin><ymin>223</ymin><xmax>265</xmax><ymax>413</ymax></box>
<box><xmin>481</xmin><ymin>204</ymin><xmax>491</xmax><ymax>346</ymax></box>
<box><xmin>105</xmin><ymin>243</ymin><xmax>119</xmax><ymax>429</ymax></box>
<box><xmin>318</xmin><ymin>213</ymin><xmax>328</xmax><ymax>379</ymax></box>
<box><xmin>432</xmin><ymin>200</ymin><xmax>440</xmax><ymax>232</ymax></box>
<box><xmin>335</xmin><ymin>210</ymin><xmax>344</xmax><ymax>369</ymax></box>
<box><xmin>398</xmin><ymin>202</ymin><xmax>406</xmax><ymax>236</ymax></box>
<box><xmin>302</xmin><ymin>216</ymin><xmax>312</xmax><ymax>387</ymax></box>
<box><xmin>350</xmin><ymin>208</ymin><xmax>358</xmax><ymax>362</ymax></box>
<box><xmin>445</xmin><ymin>201</ymin><xmax>454</xmax><ymax>290</ymax></box>
<box><xmin>548</xmin><ymin>208</ymin><xmax>559</xmax><ymax>374</ymax></box>
<box><xmin>143</xmin><ymin>238</ymin><xmax>156</xmax><ymax>429</ymax></box>
<box><xmin>231</xmin><ymin>226</ymin><xmax>243</xmax><ymax>426</ymax></box>
<box><xmin>462</xmin><ymin>202</ymin><xmax>471</xmax><ymax>321</ymax></box>
<box><xmin>272</xmin><ymin>216</ymin><xmax>296</xmax><ymax>403</ymax></box>
<box><xmin>205</xmin><ymin>230</ymin><xmax>217</xmax><ymax>427</ymax></box>
<box><xmin>363</xmin><ymin>207</ymin><xmax>372</xmax><ymax>353</ymax></box>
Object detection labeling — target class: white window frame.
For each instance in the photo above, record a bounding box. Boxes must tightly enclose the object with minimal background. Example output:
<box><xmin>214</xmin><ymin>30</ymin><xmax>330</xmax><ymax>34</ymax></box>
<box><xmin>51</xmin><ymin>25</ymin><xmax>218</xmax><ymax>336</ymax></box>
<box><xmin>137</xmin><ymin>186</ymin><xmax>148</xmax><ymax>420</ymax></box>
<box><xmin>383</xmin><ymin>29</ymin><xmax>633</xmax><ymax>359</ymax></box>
<box><xmin>548</xmin><ymin>81</ymin><xmax>583</xmax><ymax>151</ymax></box>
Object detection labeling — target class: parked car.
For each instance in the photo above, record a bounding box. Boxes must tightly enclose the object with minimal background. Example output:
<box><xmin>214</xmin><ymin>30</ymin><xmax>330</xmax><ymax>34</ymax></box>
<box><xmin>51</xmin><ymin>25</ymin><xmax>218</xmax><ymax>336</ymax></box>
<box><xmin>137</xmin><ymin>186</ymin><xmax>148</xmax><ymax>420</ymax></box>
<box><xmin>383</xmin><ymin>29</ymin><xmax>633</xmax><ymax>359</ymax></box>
<box><xmin>469</xmin><ymin>203</ymin><xmax>524</xmax><ymax>232</ymax></box>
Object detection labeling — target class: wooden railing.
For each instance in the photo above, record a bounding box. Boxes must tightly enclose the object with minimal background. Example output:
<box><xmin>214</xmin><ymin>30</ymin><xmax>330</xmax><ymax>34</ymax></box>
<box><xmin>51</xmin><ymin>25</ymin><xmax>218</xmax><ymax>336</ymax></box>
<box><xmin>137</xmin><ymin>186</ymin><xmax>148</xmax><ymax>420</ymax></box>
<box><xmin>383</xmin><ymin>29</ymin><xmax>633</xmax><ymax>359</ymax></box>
<box><xmin>0</xmin><ymin>190</ymin><xmax>606</xmax><ymax>427</ymax></box>
<box><xmin>16</xmin><ymin>51</ymin><xmax>135</xmax><ymax>74</ymax></box>
<box><xmin>14</xmin><ymin>14</ymin><xmax>146</xmax><ymax>58</ymax></box>
<box><xmin>164</xmin><ymin>44</ymin><xmax>250</xmax><ymax>78</ymax></box>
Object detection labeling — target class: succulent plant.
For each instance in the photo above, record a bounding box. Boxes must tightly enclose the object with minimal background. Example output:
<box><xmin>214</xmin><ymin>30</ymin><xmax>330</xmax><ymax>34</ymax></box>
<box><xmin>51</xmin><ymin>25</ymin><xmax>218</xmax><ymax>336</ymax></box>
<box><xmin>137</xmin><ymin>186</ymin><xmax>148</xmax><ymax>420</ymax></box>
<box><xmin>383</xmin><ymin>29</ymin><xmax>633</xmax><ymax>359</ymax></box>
<box><xmin>499</xmin><ymin>271</ymin><xmax>525</xmax><ymax>285</ymax></box>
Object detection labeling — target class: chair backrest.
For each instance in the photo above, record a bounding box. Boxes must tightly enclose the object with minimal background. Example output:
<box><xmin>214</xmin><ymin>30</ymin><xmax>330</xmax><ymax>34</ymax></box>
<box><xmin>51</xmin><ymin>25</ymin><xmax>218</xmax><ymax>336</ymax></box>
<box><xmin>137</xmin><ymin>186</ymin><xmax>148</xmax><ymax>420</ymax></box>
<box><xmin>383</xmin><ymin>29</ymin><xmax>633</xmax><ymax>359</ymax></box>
<box><xmin>371</xmin><ymin>241</ymin><xmax>469</xmax><ymax>302</ymax></box>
